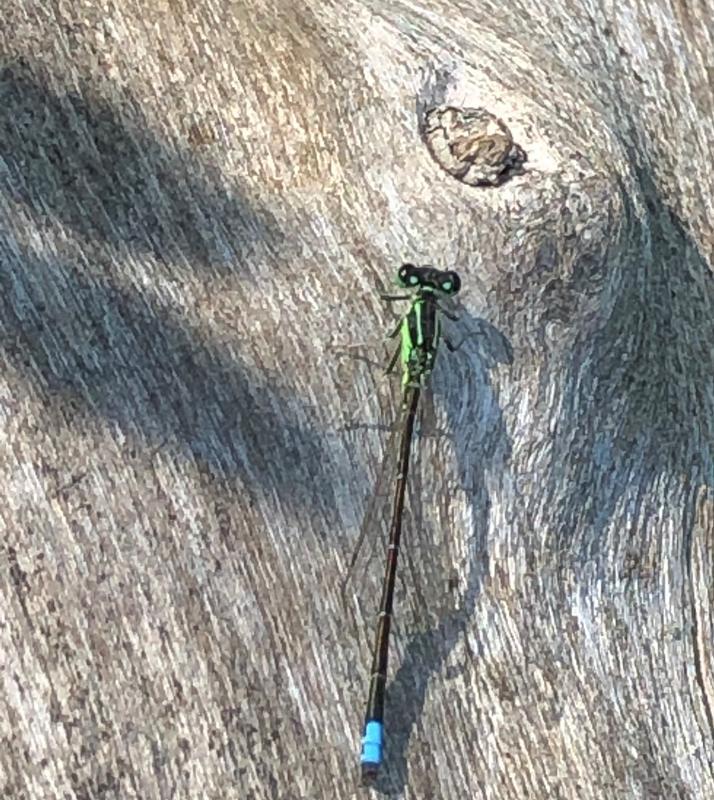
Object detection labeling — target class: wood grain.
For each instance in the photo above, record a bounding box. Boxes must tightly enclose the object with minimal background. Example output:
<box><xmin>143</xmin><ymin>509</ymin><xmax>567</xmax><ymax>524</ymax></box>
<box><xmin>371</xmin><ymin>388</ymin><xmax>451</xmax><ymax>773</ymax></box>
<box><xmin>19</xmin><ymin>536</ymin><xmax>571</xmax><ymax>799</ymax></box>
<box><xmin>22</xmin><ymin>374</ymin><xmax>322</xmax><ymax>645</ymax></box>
<box><xmin>0</xmin><ymin>1</ymin><xmax>712</xmax><ymax>798</ymax></box>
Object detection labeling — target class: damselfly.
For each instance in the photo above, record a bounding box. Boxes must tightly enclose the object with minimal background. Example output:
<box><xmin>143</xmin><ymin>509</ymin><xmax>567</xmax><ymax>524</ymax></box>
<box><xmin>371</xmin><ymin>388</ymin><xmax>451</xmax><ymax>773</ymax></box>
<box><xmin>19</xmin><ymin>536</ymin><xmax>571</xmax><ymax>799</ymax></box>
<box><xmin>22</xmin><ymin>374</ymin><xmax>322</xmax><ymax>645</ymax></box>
<box><xmin>353</xmin><ymin>263</ymin><xmax>462</xmax><ymax>785</ymax></box>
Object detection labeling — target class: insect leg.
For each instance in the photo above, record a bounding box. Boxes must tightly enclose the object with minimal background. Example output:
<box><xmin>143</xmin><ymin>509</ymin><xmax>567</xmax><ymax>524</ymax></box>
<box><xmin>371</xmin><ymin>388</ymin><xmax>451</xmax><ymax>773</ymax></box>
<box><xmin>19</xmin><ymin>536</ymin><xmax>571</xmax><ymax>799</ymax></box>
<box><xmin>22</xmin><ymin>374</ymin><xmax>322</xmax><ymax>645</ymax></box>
<box><xmin>380</xmin><ymin>293</ymin><xmax>413</xmax><ymax>302</ymax></box>
<box><xmin>385</xmin><ymin>343</ymin><xmax>400</xmax><ymax>376</ymax></box>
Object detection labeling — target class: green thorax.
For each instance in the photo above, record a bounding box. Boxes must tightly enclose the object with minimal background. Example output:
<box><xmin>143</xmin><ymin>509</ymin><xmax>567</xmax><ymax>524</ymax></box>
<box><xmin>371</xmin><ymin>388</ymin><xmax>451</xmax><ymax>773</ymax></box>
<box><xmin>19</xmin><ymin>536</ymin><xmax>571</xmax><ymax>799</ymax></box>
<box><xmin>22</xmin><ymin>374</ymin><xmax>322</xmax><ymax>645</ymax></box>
<box><xmin>399</xmin><ymin>288</ymin><xmax>441</xmax><ymax>390</ymax></box>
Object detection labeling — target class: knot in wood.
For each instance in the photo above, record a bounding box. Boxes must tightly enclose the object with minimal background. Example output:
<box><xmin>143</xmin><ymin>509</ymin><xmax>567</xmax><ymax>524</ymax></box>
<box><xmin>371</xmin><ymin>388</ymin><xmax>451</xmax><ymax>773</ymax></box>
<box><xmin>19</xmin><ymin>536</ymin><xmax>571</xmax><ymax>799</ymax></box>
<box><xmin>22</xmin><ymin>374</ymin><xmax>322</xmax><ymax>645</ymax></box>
<box><xmin>423</xmin><ymin>105</ymin><xmax>527</xmax><ymax>186</ymax></box>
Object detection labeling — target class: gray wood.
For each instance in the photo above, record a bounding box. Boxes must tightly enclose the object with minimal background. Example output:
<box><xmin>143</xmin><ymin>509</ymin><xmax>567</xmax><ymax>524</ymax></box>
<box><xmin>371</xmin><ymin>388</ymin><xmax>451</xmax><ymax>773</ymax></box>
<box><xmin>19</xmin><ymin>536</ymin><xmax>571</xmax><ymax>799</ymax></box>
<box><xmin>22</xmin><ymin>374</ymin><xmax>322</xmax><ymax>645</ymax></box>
<box><xmin>1</xmin><ymin>1</ymin><xmax>712</xmax><ymax>798</ymax></box>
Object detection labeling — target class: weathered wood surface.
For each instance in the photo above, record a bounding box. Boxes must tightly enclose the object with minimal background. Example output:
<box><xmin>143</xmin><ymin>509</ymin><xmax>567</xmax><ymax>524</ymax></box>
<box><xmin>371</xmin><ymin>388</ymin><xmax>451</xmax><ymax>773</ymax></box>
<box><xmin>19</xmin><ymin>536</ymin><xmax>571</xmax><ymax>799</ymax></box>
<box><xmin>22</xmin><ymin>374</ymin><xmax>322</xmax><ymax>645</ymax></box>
<box><xmin>1</xmin><ymin>1</ymin><xmax>712</xmax><ymax>798</ymax></box>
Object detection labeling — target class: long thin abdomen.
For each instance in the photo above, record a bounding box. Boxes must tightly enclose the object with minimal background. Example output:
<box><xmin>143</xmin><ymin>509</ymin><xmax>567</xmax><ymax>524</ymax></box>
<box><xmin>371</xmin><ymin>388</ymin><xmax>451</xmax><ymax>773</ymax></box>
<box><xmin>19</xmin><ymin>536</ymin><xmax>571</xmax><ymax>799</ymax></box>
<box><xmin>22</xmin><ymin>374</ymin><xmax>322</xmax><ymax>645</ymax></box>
<box><xmin>360</xmin><ymin>386</ymin><xmax>420</xmax><ymax>784</ymax></box>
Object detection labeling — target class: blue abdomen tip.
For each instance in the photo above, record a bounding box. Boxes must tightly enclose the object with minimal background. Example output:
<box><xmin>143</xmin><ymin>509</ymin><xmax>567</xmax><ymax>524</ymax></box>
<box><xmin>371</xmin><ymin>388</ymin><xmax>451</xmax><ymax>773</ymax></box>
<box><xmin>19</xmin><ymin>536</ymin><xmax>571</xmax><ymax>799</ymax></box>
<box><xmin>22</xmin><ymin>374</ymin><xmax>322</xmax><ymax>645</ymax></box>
<box><xmin>360</xmin><ymin>720</ymin><xmax>384</xmax><ymax>766</ymax></box>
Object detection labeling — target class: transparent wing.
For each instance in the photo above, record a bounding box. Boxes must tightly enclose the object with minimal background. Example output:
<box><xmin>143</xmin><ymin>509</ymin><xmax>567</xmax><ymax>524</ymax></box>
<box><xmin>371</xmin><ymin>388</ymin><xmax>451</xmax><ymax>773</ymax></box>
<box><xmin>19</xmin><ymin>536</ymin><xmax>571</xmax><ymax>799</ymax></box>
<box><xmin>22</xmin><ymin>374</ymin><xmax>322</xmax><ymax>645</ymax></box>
<box><xmin>340</xmin><ymin>385</ymin><xmax>459</xmax><ymax>639</ymax></box>
<box><xmin>400</xmin><ymin>398</ymin><xmax>462</xmax><ymax>635</ymax></box>
<box><xmin>340</xmin><ymin>404</ymin><xmax>403</xmax><ymax>630</ymax></box>
<box><xmin>334</xmin><ymin>290</ymin><xmax>463</xmax><ymax>639</ymax></box>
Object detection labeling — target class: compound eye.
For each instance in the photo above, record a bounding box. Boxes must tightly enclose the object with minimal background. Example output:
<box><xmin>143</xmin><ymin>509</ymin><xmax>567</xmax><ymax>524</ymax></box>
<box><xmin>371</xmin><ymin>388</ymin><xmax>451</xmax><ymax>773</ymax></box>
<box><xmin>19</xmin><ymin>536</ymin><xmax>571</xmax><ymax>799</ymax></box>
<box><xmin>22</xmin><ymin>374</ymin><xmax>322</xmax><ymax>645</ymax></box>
<box><xmin>440</xmin><ymin>271</ymin><xmax>461</xmax><ymax>295</ymax></box>
<box><xmin>397</xmin><ymin>263</ymin><xmax>419</xmax><ymax>287</ymax></box>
